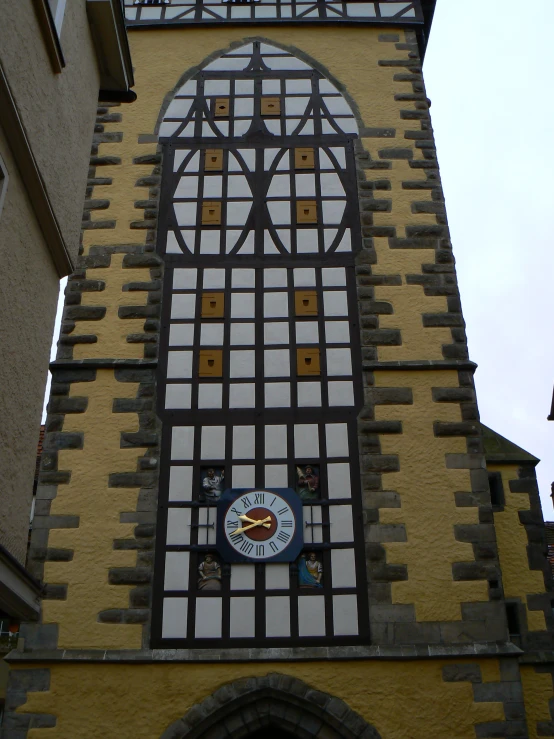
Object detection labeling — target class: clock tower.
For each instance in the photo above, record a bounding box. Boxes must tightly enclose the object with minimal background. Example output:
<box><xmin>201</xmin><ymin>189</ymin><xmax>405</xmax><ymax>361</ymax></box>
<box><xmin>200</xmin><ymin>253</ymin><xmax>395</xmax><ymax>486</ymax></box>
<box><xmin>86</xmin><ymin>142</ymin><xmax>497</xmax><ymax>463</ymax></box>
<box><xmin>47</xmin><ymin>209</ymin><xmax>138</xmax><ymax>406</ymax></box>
<box><xmin>6</xmin><ymin>1</ymin><xmax>554</xmax><ymax>737</ymax></box>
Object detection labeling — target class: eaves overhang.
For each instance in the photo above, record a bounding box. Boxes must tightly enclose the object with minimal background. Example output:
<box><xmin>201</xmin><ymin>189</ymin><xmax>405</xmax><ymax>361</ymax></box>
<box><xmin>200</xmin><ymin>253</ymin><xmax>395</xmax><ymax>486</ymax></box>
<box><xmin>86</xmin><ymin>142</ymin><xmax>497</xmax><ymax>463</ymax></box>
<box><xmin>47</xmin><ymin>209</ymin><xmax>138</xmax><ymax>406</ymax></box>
<box><xmin>0</xmin><ymin>543</ymin><xmax>42</xmax><ymax>622</ymax></box>
<box><xmin>125</xmin><ymin>0</ymin><xmax>437</xmax><ymax>58</ymax></box>
<box><xmin>87</xmin><ymin>0</ymin><xmax>135</xmax><ymax>93</ymax></box>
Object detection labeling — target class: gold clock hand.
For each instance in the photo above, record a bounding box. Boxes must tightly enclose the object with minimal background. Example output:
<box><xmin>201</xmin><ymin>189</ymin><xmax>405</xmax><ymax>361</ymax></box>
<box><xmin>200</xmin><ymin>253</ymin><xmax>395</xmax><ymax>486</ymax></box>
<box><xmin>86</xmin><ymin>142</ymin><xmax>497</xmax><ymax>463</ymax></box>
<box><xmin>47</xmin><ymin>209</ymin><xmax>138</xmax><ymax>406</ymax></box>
<box><xmin>232</xmin><ymin>516</ymin><xmax>272</xmax><ymax>535</ymax></box>
<box><xmin>238</xmin><ymin>514</ymin><xmax>259</xmax><ymax>525</ymax></box>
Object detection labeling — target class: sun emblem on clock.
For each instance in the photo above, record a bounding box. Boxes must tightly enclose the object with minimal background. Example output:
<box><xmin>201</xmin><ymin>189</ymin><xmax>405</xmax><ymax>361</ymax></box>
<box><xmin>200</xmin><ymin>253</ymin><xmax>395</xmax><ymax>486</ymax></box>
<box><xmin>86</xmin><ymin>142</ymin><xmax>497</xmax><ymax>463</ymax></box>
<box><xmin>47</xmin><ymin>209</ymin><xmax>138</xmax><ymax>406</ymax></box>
<box><xmin>217</xmin><ymin>488</ymin><xmax>303</xmax><ymax>563</ymax></box>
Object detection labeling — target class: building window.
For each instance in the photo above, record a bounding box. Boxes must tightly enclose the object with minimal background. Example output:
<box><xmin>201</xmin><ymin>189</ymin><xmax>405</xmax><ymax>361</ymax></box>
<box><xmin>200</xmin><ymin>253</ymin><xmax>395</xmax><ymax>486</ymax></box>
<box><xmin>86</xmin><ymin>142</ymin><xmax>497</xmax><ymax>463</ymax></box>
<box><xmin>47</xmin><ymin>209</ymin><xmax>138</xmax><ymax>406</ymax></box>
<box><xmin>47</xmin><ymin>0</ymin><xmax>67</xmax><ymax>35</ymax></box>
<box><xmin>152</xmin><ymin>41</ymin><xmax>368</xmax><ymax>649</ymax></box>
<box><xmin>0</xmin><ymin>154</ymin><xmax>8</xmax><ymax>221</ymax></box>
<box><xmin>488</xmin><ymin>471</ymin><xmax>505</xmax><ymax>509</ymax></box>
<box><xmin>505</xmin><ymin>602</ymin><xmax>521</xmax><ymax>638</ymax></box>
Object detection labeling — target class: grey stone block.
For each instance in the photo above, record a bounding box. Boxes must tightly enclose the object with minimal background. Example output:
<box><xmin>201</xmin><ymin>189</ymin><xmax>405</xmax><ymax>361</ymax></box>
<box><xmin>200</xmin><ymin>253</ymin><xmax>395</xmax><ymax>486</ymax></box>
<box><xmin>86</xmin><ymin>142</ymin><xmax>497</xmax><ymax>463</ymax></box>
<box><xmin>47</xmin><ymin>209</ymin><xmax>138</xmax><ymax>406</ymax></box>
<box><xmin>394</xmin><ymin>621</ymin><xmax>441</xmax><ymax>644</ymax></box>
<box><xmin>442</xmin><ymin>664</ymin><xmax>482</xmax><ymax>683</ymax></box>
<box><xmin>369</xmin><ymin>604</ymin><xmax>415</xmax><ymax>623</ymax></box>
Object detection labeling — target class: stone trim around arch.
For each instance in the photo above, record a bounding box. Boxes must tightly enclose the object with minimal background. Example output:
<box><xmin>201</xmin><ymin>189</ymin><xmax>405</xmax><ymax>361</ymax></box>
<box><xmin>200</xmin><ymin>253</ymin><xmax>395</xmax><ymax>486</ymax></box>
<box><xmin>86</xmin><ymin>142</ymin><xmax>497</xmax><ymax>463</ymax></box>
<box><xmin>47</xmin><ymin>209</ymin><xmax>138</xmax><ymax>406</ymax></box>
<box><xmin>160</xmin><ymin>673</ymin><xmax>382</xmax><ymax>739</ymax></box>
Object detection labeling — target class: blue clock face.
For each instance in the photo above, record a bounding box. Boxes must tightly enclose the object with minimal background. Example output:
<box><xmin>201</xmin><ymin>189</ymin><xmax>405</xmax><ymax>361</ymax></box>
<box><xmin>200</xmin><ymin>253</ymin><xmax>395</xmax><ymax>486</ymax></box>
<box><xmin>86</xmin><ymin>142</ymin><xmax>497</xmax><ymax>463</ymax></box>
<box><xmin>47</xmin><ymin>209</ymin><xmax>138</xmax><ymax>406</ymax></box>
<box><xmin>216</xmin><ymin>488</ymin><xmax>303</xmax><ymax>563</ymax></box>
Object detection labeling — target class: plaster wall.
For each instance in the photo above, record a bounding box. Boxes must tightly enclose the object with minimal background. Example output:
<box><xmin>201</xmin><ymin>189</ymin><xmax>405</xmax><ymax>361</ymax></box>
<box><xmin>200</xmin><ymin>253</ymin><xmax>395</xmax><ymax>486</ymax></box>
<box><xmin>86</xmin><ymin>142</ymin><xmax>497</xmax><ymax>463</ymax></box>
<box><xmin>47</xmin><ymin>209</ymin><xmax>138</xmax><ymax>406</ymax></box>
<box><xmin>16</xmin><ymin>660</ymin><xmax>505</xmax><ymax>739</ymax></box>
<box><xmin>491</xmin><ymin>464</ymin><xmax>548</xmax><ymax>631</ymax></box>
<box><xmin>521</xmin><ymin>665</ymin><xmax>554</xmax><ymax>739</ymax></box>
<box><xmin>0</xmin><ymin>0</ymin><xmax>100</xmax><ymax>261</ymax></box>
<box><xmin>0</xmin><ymin>125</ymin><xmax>58</xmax><ymax>565</ymax></box>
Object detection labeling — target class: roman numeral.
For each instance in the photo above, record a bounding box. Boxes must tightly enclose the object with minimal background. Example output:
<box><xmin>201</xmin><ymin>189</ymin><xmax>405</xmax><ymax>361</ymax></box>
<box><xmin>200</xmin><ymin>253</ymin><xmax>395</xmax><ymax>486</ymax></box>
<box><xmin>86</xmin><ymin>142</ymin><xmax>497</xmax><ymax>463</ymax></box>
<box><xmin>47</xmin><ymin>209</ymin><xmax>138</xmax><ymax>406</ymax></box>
<box><xmin>230</xmin><ymin>507</ymin><xmax>243</xmax><ymax>517</ymax></box>
<box><xmin>269</xmin><ymin>541</ymin><xmax>279</xmax><ymax>553</ymax></box>
<box><xmin>240</xmin><ymin>541</ymin><xmax>253</xmax><ymax>554</ymax></box>
<box><xmin>277</xmin><ymin>507</ymin><xmax>288</xmax><ymax>516</ymax></box>
<box><xmin>255</xmin><ymin>545</ymin><xmax>265</xmax><ymax>557</ymax></box>
<box><xmin>226</xmin><ymin>520</ymin><xmax>238</xmax><ymax>529</ymax></box>
<box><xmin>277</xmin><ymin>531</ymin><xmax>290</xmax><ymax>544</ymax></box>
<box><xmin>270</xmin><ymin>497</ymin><xmax>276</xmax><ymax>507</ymax></box>
<box><xmin>281</xmin><ymin>520</ymin><xmax>293</xmax><ymax>528</ymax></box>
<box><xmin>243</xmin><ymin>497</ymin><xmax>252</xmax><ymax>509</ymax></box>
<box><xmin>230</xmin><ymin>533</ymin><xmax>244</xmax><ymax>543</ymax></box>
<box><xmin>254</xmin><ymin>493</ymin><xmax>265</xmax><ymax>505</ymax></box>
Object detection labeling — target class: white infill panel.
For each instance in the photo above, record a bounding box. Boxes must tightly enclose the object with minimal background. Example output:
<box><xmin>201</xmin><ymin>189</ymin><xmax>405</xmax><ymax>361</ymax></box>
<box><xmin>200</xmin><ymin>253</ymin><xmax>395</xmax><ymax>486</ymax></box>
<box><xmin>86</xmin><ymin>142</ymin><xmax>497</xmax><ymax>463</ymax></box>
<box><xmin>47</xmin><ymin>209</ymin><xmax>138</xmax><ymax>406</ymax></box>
<box><xmin>169</xmin><ymin>324</ymin><xmax>194</xmax><ymax>346</ymax></box>
<box><xmin>173</xmin><ymin>268</ymin><xmax>197</xmax><ymax>289</ymax></box>
<box><xmin>195</xmin><ymin>598</ymin><xmax>222</xmax><ymax>638</ymax></box>
<box><xmin>265</xmin><ymin>465</ymin><xmax>288</xmax><ymax>487</ymax></box>
<box><xmin>333</xmin><ymin>595</ymin><xmax>358</xmax><ymax>635</ymax></box>
<box><xmin>230</xmin><ymin>323</ymin><xmax>256</xmax><ymax>345</ymax></box>
<box><xmin>264</xmin><ymin>425</ymin><xmax>287</xmax><ymax>459</ymax></box>
<box><xmin>167</xmin><ymin>351</ymin><xmax>193</xmax><ymax>379</ymax></box>
<box><xmin>166</xmin><ymin>508</ymin><xmax>191</xmax><ymax>545</ymax></box>
<box><xmin>164</xmin><ymin>552</ymin><xmax>190</xmax><ymax>591</ymax></box>
<box><xmin>232</xmin><ymin>465</ymin><xmax>255</xmax><ymax>488</ymax></box>
<box><xmin>233</xmin><ymin>425</ymin><xmax>256</xmax><ymax>459</ymax></box>
<box><xmin>165</xmin><ymin>384</ymin><xmax>192</xmax><ymax>410</ymax></box>
<box><xmin>229</xmin><ymin>384</ymin><xmax>255</xmax><ymax>408</ymax></box>
<box><xmin>329</xmin><ymin>505</ymin><xmax>354</xmax><ymax>543</ymax></box>
<box><xmin>171</xmin><ymin>426</ymin><xmax>194</xmax><ymax>460</ymax></box>
<box><xmin>327</xmin><ymin>462</ymin><xmax>351</xmax><ymax>499</ymax></box>
<box><xmin>198</xmin><ymin>384</ymin><xmax>222</xmax><ymax>409</ymax></box>
<box><xmin>331</xmin><ymin>549</ymin><xmax>356</xmax><ymax>588</ymax></box>
<box><xmin>298</xmin><ymin>596</ymin><xmax>326</xmax><ymax>636</ymax></box>
<box><xmin>231</xmin><ymin>564</ymin><xmax>256</xmax><ymax>590</ymax></box>
<box><xmin>265</xmin><ymin>382</ymin><xmax>291</xmax><ymax>408</ymax></box>
<box><xmin>266</xmin><ymin>596</ymin><xmax>291</xmax><ymax>637</ymax></box>
<box><xmin>294</xmin><ymin>424</ymin><xmax>319</xmax><ymax>458</ymax></box>
<box><xmin>230</xmin><ymin>597</ymin><xmax>256</xmax><ymax>637</ymax></box>
<box><xmin>168</xmin><ymin>465</ymin><xmax>193</xmax><ymax>502</ymax></box>
<box><xmin>325</xmin><ymin>423</ymin><xmax>349</xmax><ymax>457</ymax></box>
<box><xmin>265</xmin><ymin>564</ymin><xmax>290</xmax><ymax>590</ymax></box>
<box><xmin>202</xmin><ymin>268</ymin><xmax>225</xmax><ymax>289</ymax></box>
<box><xmin>162</xmin><ymin>598</ymin><xmax>188</xmax><ymax>638</ymax></box>
<box><xmin>230</xmin><ymin>350</ymin><xmax>256</xmax><ymax>378</ymax></box>
<box><xmin>171</xmin><ymin>293</ymin><xmax>196</xmax><ymax>319</ymax></box>
<box><xmin>328</xmin><ymin>381</ymin><xmax>354</xmax><ymax>407</ymax></box>
<box><xmin>200</xmin><ymin>426</ymin><xmax>225</xmax><ymax>460</ymax></box>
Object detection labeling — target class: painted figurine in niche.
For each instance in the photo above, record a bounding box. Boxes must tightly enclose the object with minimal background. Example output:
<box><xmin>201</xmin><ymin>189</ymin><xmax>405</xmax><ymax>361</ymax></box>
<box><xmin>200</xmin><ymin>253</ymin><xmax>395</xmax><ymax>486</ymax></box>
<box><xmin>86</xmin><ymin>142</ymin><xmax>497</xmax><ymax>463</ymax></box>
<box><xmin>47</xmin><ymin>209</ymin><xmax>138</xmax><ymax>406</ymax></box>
<box><xmin>201</xmin><ymin>467</ymin><xmax>224</xmax><ymax>503</ymax></box>
<box><xmin>298</xmin><ymin>552</ymin><xmax>323</xmax><ymax>588</ymax></box>
<box><xmin>296</xmin><ymin>464</ymin><xmax>319</xmax><ymax>500</ymax></box>
<box><xmin>198</xmin><ymin>554</ymin><xmax>222</xmax><ymax>590</ymax></box>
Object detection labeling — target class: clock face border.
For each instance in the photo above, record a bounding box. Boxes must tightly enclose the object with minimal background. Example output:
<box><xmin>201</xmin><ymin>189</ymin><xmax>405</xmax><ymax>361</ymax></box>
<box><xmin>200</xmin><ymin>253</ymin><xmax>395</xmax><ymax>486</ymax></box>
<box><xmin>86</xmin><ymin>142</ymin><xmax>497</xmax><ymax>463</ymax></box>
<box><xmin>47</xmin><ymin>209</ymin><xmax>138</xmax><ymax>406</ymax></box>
<box><xmin>216</xmin><ymin>488</ymin><xmax>304</xmax><ymax>563</ymax></box>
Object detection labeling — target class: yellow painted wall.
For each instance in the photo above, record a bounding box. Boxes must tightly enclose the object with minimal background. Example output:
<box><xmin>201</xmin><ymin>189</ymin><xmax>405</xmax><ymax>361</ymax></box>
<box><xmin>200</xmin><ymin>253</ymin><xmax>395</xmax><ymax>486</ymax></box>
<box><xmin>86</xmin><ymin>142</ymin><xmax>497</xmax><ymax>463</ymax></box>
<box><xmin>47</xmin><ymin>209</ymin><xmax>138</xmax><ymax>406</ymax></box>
<box><xmin>375</xmin><ymin>370</ymin><xmax>487</xmax><ymax>621</ymax></box>
<box><xmin>42</xmin><ymin>370</ymin><xmax>145</xmax><ymax>649</ymax></box>
<box><xmin>491</xmin><ymin>464</ymin><xmax>548</xmax><ymax>631</ymax></box>
<box><xmin>77</xmin><ymin>27</ymin><xmax>448</xmax><ymax>362</ymax></box>
<box><xmin>522</xmin><ymin>666</ymin><xmax>554</xmax><ymax>739</ymax></box>
<box><xmin>18</xmin><ymin>660</ymin><xmax>504</xmax><ymax>739</ymax></box>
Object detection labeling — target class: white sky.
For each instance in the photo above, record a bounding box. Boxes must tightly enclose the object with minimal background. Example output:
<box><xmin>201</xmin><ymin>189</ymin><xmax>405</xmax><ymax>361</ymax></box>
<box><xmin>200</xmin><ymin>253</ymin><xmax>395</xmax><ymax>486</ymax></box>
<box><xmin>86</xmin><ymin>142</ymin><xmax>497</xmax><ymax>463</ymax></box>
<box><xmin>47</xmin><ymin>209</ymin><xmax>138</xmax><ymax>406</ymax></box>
<box><xmin>44</xmin><ymin>0</ymin><xmax>554</xmax><ymax>516</ymax></box>
<box><xmin>424</xmin><ymin>0</ymin><xmax>554</xmax><ymax>517</ymax></box>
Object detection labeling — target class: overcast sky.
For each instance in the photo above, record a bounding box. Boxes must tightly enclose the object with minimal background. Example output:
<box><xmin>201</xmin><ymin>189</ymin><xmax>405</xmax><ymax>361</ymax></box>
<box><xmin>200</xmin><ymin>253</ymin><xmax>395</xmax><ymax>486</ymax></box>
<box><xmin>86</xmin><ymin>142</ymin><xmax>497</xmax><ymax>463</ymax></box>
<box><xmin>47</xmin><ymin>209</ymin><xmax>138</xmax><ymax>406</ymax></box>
<box><xmin>424</xmin><ymin>0</ymin><xmax>554</xmax><ymax>516</ymax></box>
<box><xmin>44</xmin><ymin>0</ymin><xmax>554</xmax><ymax>515</ymax></box>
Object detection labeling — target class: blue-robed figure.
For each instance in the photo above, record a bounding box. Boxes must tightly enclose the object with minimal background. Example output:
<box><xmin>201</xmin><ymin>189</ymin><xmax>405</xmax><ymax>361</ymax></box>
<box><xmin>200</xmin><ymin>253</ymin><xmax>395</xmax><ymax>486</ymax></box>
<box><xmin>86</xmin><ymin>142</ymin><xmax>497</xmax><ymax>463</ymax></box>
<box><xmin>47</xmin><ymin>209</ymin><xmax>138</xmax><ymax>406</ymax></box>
<box><xmin>298</xmin><ymin>552</ymin><xmax>323</xmax><ymax>588</ymax></box>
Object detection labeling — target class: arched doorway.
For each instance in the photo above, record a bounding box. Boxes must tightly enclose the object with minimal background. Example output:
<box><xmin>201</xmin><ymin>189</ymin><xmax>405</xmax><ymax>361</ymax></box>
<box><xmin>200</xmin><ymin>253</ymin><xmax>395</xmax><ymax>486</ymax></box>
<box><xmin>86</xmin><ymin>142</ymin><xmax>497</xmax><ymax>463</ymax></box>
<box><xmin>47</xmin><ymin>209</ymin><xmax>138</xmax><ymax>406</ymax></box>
<box><xmin>249</xmin><ymin>729</ymin><xmax>297</xmax><ymax>739</ymax></box>
<box><xmin>160</xmin><ymin>673</ymin><xmax>381</xmax><ymax>739</ymax></box>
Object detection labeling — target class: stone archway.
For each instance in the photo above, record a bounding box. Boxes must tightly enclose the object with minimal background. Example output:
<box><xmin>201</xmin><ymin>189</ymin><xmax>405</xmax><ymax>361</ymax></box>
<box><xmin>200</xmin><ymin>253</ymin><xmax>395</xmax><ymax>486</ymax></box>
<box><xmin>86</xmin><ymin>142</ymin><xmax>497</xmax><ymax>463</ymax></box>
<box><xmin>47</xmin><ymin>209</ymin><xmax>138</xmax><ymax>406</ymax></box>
<box><xmin>161</xmin><ymin>673</ymin><xmax>381</xmax><ymax>739</ymax></box>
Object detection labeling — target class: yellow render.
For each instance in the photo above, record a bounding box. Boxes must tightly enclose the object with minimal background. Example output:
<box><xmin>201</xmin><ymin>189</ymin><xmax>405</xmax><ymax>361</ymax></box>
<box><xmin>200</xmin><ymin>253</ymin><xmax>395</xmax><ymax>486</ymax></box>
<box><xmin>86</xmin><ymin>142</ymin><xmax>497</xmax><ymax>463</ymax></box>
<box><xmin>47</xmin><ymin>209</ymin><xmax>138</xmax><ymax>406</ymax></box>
<box><xmin>83</xmin><ymin>27</ymin><xmax>435</xmax><ymax>251</ymax></box>
<box><xmin>375</xmin><ymin>370</ymin><xmax>488</xmax><ymax>621</ymax></box>
<box><xmin>43</xmin><ymin>371</ymin><xmax>147</xmax><ymax>649</ymax></box>
<box><xmin>491</xmin><ymin>464</ymin><xmax>547</xmax><ymax>631</ymax></box>
<box><xmin>19</xmin><ymin>660</ymin><xmax>503</xmax><ymax>739</ymax></box>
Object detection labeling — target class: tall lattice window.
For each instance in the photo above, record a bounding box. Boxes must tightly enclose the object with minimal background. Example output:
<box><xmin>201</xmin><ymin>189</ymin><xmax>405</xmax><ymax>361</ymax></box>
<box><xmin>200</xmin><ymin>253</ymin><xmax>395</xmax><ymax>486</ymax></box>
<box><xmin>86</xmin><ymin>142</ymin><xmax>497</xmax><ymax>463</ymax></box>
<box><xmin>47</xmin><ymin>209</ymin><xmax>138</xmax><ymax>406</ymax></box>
<box><xmin>152</xmin><ymin>42</ymin><xmax>369</xmax><ymax>647</ymax></box>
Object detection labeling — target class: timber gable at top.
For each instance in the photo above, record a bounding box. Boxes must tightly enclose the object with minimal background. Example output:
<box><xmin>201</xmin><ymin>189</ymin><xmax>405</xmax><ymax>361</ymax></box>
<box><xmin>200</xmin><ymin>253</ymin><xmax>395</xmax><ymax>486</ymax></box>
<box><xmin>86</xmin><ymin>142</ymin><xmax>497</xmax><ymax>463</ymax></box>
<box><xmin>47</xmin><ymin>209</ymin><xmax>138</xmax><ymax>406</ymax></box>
<box><xmin>125</xmin><ymin>0</ymin><xmax>436</xmax><ymax>56</ymax></box>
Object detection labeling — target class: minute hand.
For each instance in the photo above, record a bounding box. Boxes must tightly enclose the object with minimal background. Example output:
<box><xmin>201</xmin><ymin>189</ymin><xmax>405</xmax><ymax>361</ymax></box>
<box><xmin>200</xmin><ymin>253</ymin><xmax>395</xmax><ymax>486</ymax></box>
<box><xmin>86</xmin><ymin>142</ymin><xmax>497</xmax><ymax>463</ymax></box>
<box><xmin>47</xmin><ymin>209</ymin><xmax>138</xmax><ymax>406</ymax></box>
<box><xmin>233</xmin><ymin>516</ymin><xmax>272</xmax><ymax>535</ymax></box>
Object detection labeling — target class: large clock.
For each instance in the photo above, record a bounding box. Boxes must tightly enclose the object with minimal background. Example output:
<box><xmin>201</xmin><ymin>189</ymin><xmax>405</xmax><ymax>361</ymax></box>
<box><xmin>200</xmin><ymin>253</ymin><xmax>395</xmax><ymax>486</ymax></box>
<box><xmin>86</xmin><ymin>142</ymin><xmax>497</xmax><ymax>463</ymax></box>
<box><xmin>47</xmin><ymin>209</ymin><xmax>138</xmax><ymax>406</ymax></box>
<box><xmin>216</xmin><ymin>488</ymin><xmax>303</xmax><ymax>563</ymax></box>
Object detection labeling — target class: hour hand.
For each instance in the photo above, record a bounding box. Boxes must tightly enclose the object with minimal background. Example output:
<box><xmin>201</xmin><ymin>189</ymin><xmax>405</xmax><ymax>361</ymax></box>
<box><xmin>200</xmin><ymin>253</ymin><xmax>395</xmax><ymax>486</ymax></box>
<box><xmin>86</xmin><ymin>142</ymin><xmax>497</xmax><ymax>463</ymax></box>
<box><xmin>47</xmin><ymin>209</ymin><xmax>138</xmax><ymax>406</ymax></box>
<box><xmin>238</xmin><ymin>514</ymin><xmax>258</xmax><ymax>525</ymax></box>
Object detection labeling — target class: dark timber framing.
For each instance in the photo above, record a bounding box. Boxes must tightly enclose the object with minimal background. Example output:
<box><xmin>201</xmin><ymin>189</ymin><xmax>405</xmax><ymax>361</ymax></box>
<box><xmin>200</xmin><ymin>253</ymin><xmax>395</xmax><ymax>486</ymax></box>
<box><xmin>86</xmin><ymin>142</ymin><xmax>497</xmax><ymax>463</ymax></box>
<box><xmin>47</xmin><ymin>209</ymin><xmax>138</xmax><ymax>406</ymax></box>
<box><xmin>151</xmin><ymin>40</ymin><xmax>370</xmax><ymax>649</ymax></box>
